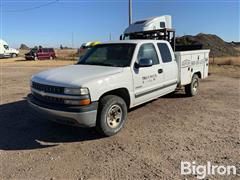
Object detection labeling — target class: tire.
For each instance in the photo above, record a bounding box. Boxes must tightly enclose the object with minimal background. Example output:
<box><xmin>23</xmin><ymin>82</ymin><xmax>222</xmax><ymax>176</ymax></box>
<box><xmin>50</xmin><ymin>56</ymin><xmax>53</xmax><ymax>60</ymax></box>
<box><xmin>11</xmin><ymin>53</ymin><xmax>17</xmax><ymax>58</ymax></box>
<box><xmin>185</xmin><ymin>74</ymin><xmax>199</xmax><ymax>97</ymax></box>
<box><xmin>96</xmin><ymin>95</ymin><xmax>127</xmax><ymax>136</ymax></box>
<box><xmin>34</xmin><ymin>56</ymin><xmax>38</xmax><ymax>61</ymax></box>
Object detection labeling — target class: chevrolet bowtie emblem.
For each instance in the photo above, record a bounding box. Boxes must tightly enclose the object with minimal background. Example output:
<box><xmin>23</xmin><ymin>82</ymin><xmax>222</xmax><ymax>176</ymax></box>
<box><xmin>39</xmin><ymin>91</ymin><xmax>46</xmax><ymax>96</ymax></box>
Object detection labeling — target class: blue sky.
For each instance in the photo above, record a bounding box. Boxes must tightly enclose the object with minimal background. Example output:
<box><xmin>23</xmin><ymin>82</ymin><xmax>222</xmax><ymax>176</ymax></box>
<box><xmin>0</xmin><ymin>0</ymin><xmax>239</xmax><ymax>48</ymax></box>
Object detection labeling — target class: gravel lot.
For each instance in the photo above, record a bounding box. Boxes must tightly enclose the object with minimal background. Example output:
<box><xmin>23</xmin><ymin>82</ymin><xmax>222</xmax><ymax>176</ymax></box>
<box><xmin>0</xmin><ymin>59</ymin><xmax>239</xmax><ymax>179</ymax></box>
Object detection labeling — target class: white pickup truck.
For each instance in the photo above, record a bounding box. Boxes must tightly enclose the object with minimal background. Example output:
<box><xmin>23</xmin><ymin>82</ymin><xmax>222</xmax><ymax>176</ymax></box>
<box><xmin>28</xmin><ymin>40</ymin><xmax>209</xmax><ymax>136</ymax></box>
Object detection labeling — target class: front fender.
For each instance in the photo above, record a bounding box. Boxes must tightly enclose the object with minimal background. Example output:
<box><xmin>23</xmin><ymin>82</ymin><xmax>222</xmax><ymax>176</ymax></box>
<box><xmin>85</xmin><ymin>69</ymin><xmax>134</xmax><ymax>103</ymax></box>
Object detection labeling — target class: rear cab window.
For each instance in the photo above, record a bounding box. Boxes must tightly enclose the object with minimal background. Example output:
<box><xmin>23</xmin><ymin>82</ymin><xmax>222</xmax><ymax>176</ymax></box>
<box><xmin>42</xmin><ymin>48</ymin><xmax>48</xmax><ymax>52</ymax></box>
<box><xmin>49</xmin><ymin>48</ymin><xmax>54</xmax><ymax>52</ymax></box>
<box><xmin>157</xmin><ymin>43</ymin><xmax>173</xmax><ymax>63</ymax></box>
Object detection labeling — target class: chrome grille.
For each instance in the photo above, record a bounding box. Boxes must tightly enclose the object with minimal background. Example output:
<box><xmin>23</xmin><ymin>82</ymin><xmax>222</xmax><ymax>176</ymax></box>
<box><xmin>32</xmin><ymin>82</ymin><xmax>65</xmax><ymax>104</ymax></box>
<box><xmin>32</xmin><ymin>82</ymin><xmax>64</xmax><ymax>94</ymax></box>
<box><xmin>32</xmin><ymin>91</ymin><xmax>64</xmax><ymax>104</ymax></box>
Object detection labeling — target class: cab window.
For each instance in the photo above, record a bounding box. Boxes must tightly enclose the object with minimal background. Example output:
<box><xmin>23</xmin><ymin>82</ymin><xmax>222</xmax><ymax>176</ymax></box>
<box><xmin>3</xmin><ymin>45</ymin><xmax>9</xmax><ymax>50</ymax></box>
<box><xmin>157</xmin><ymin>43</ymin><xmax>173</xmax><ymax>63</ymax></box>
<box><xmin>137</xmin><ymin>43</ymin><xmax>159</xmax><ymax>65</ymax></box>
<box><xmin>160</xmin><ymin>22</ymin><xmax>165</xmax><ymax>28</ymax></box>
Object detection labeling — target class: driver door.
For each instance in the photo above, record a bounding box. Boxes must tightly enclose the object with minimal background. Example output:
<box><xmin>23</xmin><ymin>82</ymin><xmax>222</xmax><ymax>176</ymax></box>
<box><xmin>132</xmin><ymin>43</ymin><xmax>164</xmax><ymax>106</ymax></box>
<box><xmin>3</xmin><ymin>45</ymin><xmax>10</xmax><ymax>57</ymax></box>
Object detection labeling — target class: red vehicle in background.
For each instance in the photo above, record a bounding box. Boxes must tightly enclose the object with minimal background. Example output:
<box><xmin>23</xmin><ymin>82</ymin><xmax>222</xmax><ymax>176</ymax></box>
<box><xmin>25</xmin><ymin>47</ymin><xmax>56</xmax><ymax>60</ymax></box>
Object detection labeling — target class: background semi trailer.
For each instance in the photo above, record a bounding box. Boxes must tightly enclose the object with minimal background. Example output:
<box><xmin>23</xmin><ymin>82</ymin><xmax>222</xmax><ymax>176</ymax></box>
<box><xmin>0</xmin><ymin>39</ymin><xmax>19</xmax><ymax>58</ymax></box>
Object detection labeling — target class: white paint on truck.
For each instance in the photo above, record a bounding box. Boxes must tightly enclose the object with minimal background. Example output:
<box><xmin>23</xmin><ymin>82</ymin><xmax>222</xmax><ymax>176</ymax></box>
<box><xmin>28</xmin><ymin>40</ymin><xmax>210</xmax><ymax>136</ymax></box>
<box><xmin>175</xmin><ymin>50</ymin><xmax>210</xmax><ymax>85</ymax></box>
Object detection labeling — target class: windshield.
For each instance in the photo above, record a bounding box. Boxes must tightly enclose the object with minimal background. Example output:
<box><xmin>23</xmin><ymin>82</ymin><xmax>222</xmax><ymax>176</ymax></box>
<box><xmin>30</xmin><ymin>48</ymin><xmax>38</xmax><ymax>53</ymax></box>
<box><xmin>77</xmin><ymin>43</ymin><xmax>136</xmax><ymax>67</ymax></box>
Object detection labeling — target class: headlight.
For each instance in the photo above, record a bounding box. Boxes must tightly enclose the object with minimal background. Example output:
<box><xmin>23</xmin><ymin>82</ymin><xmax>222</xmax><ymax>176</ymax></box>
<box><xmin>64</xmin><ymin>87</ymin><xmax>89</xmax><ymax>95</ymax></box>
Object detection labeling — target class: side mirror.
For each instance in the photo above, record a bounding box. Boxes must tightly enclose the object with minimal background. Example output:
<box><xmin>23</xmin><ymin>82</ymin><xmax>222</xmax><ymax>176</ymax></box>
<box><xmin>135</xmin><ymin>58</ymin><xmax>153</xmax><ymax>68</ymax></box>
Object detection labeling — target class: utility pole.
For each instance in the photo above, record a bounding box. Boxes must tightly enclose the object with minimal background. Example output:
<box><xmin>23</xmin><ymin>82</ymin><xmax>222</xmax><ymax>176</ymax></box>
<box><xmin>71</xmin><ymin>32</ymin><xmax>74</xmax><ymax>61</ymax></box>
<box><xmin>129</xmin><ymin>0</ymin><xmax>132</xmax><ymax>25</ymax></box>
<box><xmin>71</xmin><ymin>32</ymin><xmax>74</xmax><ymax>49</ymax></box>
<box><xmin>109</xmin><ymin>33</ymin><xmax>112</xmax><ymax>41</ymax></box>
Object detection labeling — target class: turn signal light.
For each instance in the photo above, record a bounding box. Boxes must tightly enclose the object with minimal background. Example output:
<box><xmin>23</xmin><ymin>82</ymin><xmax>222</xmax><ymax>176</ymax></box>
<box><xmin>79</xmin><ymin>99</ymin><xmax>91</xmax><ymax>105</ymax></box>
<box><xmin>64</xmin><ymin>99</ymin><xmax>91</xmax><ymax>106</ymax></box>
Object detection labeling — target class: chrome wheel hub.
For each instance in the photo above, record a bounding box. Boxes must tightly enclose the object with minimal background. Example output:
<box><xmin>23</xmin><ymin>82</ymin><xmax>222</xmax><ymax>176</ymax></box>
<box><xmin>106</xmin><ymin>104</ymin><xmax>122</xmax><ymax>128</ymax></box>
<box><xmin>193</xmin><ymin>80</ymin><xmax>198</xmax><ymax>92</ymax></box>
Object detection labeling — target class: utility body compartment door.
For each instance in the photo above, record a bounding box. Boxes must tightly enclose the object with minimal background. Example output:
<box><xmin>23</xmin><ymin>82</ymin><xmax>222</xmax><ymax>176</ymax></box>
<box><xmin>179</xmin><ymin>54</ymin><xmax>192</xmax><ymax>85</ymax></box>
<box><xmin>203</xmin><ymin>52</ymin><xmax>209</xmax><ymax>78</ymax></box>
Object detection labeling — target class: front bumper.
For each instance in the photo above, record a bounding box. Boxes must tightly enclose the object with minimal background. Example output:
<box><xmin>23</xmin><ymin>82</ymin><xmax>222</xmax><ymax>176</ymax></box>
<box><xmin>28</xmin><ymin>94</ymin><xmax>98</xmax><ymax>127</ymax></box>
<box><xmin>25</xmin><ymin>55</ymin><xmax>35</xmax><ymax>60</ymax></box>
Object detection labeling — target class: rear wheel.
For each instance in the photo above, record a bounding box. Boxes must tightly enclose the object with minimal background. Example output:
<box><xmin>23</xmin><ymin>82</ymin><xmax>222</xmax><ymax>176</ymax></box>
<box><xmin>96</xmin><ymin>95</ymin><xmax>127</xmax><ymax>136</ymax></box>
<box><xmin>185</xmin><ymin>74</ymin><xmax>199</xmax><ymax>96</ymax></box>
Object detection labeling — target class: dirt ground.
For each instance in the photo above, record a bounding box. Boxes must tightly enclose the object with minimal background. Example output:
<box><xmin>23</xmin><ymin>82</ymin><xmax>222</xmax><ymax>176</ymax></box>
<box><xmin>0</xmin><ymin>58</ymin><xmax>239</xmax><ymax>179</ymax></box>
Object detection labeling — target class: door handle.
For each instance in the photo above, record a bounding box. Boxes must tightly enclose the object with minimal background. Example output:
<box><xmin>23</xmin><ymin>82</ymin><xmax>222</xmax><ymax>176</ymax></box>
<box><xmin>158</xmin><ymin>69</ymin><xmax>163</xmax><ymax>74</ymax></box>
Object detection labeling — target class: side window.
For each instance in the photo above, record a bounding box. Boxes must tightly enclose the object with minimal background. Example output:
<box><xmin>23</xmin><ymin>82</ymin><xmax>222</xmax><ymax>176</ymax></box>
<box><xmin>3</xmin><ymin>45</ymin><xmax>9</xmax><ymax>50</ymax></box>
<box><xmin>157</xmin><ymin>43</ymin><xmax>173</xmax><ymax>63</ymax></box>
<box><xmin>160</xmin><ymin>22</ymin><xmax>165</xmax><ymax>28</ymax></box>
<box><xmin>138</xmin><ymin>43</ymin><xmax>159</xmax><ymax>65</ymax></box>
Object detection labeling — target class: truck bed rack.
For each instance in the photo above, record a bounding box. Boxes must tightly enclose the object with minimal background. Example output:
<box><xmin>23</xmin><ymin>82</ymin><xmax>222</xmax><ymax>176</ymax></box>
<box><xmin>175</xmin><ymin>44</ymin><xmax>203</xmax><ymax>51</ymax></box>
<box><xmin>123</xmin><ymin>28</ymin><xmax>176</xmax><ymax>51</ymax></box>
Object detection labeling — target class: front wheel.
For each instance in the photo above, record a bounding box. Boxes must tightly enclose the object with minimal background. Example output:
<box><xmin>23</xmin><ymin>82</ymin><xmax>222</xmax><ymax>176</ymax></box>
<box><xmin>185</xmin><ymin>74</ymin><xmax>199</xmax><ymax>97</ymax></box>
<box><xmin>96</xmin><ymin>95</ymin><xmax>127</xmax><ymax>136</ymax></box>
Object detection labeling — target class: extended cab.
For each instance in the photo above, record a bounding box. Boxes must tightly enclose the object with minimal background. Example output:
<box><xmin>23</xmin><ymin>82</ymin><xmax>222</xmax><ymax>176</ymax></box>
<box><xmin>28</xmin><ymin>40</ymin><xmax>209</xmax><ymax>136</ymax></box>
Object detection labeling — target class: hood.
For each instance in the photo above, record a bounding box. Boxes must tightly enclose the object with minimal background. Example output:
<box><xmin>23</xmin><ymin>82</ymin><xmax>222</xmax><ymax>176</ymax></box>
<box><xmin>32</xmin><ymin>65</ymin><xmax>123</xmax><ymax>87</ymax></box>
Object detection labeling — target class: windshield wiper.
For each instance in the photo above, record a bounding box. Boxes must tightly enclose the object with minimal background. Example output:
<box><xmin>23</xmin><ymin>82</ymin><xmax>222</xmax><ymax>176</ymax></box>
<box><xmin>78</xmin><ymin>62</ymin><xmax>119</xmax><ymax>67</ymax></box>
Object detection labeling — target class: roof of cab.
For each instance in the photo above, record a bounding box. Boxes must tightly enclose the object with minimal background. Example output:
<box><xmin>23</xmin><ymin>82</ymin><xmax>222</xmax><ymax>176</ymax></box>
<box><xmin>101</xmin><ymin>40</ymin><xmax>168</xmax><ymax>44</ymax></box>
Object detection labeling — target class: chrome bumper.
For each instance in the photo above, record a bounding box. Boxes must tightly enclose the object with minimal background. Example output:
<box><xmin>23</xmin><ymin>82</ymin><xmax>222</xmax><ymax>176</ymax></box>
<box><xmin>28</xmin><ymin>100</ymin><xmax>97</xmax><ymax>127</ymax></box>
